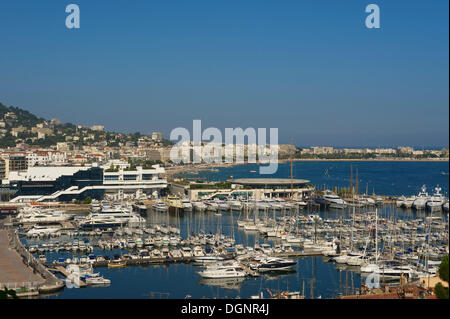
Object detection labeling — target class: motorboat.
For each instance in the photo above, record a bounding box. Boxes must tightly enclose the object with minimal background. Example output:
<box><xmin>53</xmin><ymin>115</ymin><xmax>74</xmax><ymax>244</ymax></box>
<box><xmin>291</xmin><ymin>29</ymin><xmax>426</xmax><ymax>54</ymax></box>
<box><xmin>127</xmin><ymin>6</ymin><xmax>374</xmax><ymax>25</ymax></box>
<box><xmin>17</xmin><ymin>208</ymin><xmax>71</xmax><ymax>224</ymax></box>
<box><xmin>79</xmin><ymin>216</ymin><xmax>125</xmax><ymax>230</ymax></box>
<box><xmin>152</xmin><ymin>200</ymin><xmax>168</xmax><ymax>212</ymax></box>
<box><xmin>396</xmin><ymin>196</ymin><xmax>406</xmax><ymax>208</ymax></box>
<box><xmin>181</xmin><ymin>198</ymin><xmax>193</xmax><ymax>212</ymax></box>
<box><xmin>427</xmin><ymin>187</ymin><xmax>445</xmax><ymax>211</ymax></box>
<box><xmin>198</xmin><ymin>266</ymin><xmax>247</xmax><ymax>279</ymax></box>
<box><xmin>358</xmin><ymin>196</ymin><xmax>376</xmax><ymax>207</ymax></box>
<box><xmin>132</xmin><ymin>201</ymin><xmax>148</xmax><ymax>215</ymax></box>
<box><xmin>192</xmin><ymin>201</ymin><xmax>207</xmax><ymax>212</ymax></box>
<box><xmin>252</xmin><ymin>257</ymin><xmax>297</xmax><ymax>272</ymax></box>
<box><xmin>87</xmin><ymin>204</ymin><xmax>144</xmax><ymax>227</ymax></box>
<box><xmin>85</xmin><ymin>276</ymin><xmax>111</xmax><ymax>285</ymax></box>
<box><xmin>203</xmin><ymin>260</ymin><xmax>241</xmax><ymax>270</ymax></box>
<box><xmin>205</xmin><ymin>201</ymin><xmax>219</xmax><ymax>212</ymax></box>
<box><xmin>403</xmin><ymin>196</ymin><xmax>416</xmax><ymax>209</ymax></box>
<box><xmin>219</xmin><ymin>201</ymin><xmax>231</xmax><ymax>211</ymax></box>
<box><xmin>362</xmin><ymin>265</ymin><xmax>418</xmax><ymax>281</ymax></box>
<box><xmin>26</xmin><ymin>225</ymin><xmax>61</xmax><ymax>237</ymax></box>
<box><xmin>228</xmin><ymin>200</ymin><xmax>242</xmax><ymax>211</ymax></box>
<box><xmin>323</xmin><ymin>194</ymin><xmax>347</xmax><ymax>209</ymax></box>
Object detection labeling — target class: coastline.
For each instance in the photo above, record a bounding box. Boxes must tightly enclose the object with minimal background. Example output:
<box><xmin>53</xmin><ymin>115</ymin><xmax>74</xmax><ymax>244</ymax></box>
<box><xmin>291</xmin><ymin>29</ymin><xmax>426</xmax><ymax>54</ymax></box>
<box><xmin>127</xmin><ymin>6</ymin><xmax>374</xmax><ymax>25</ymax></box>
<box><xmin>286</xmin><ymin>158</ymin><xmax>449</xmax><ymax>163</ymax></box>
<box><xmin>165</xmin><ymin>157</ymin><xmax>448</xmax><ymax>178</ymax></box>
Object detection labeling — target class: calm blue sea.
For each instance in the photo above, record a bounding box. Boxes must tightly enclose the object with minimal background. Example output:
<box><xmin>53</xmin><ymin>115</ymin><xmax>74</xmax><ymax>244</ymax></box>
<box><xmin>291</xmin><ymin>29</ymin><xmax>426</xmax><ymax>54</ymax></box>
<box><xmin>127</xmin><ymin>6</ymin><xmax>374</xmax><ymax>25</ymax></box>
<box><xmin>178</xmin><ymin>161</ymin><xmax>449</xmax><ymax>197</ymax></box>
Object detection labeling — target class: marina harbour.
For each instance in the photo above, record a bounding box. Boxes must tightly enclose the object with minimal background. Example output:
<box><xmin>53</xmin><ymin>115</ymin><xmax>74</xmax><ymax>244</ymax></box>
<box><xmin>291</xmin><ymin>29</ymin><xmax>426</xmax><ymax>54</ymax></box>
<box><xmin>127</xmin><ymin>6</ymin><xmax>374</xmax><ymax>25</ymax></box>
<box><xmin>1</xmin><ymin>160</ymin><xmax>448</xmax><ymax>299</ymax></box>
<box><xmin>10</xmin><ymin>205</ymin><xmax>450</xmax><ymax>299</ymax></box>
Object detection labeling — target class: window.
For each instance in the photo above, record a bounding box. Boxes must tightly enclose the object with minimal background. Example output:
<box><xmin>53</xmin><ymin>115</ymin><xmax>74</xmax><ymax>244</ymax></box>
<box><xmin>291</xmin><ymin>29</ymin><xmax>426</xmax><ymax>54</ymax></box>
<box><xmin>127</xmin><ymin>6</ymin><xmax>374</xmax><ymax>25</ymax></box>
<box><xmin>104</xmin><ymin>175</ymin><xmax>119</xmax><ymax>181</ymax></box>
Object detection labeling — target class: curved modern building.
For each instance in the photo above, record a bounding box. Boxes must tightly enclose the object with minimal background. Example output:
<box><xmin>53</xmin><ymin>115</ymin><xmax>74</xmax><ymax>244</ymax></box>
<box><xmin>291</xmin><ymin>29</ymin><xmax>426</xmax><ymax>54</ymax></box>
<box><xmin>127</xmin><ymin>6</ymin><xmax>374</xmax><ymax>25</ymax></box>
<box><xmin>228</xmin><ymin>178</ymin><xmax>310</xmax><ymax>189</ymax></box>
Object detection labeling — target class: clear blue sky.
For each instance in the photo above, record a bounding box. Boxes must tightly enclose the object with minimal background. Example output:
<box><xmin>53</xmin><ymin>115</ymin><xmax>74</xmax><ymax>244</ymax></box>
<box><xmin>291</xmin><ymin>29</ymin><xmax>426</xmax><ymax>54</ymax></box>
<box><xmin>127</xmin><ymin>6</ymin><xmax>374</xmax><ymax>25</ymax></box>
<box><xmin>0</xmin><ymin>0</ymin><xmax>448</xmax><ymax>147</ymax></box>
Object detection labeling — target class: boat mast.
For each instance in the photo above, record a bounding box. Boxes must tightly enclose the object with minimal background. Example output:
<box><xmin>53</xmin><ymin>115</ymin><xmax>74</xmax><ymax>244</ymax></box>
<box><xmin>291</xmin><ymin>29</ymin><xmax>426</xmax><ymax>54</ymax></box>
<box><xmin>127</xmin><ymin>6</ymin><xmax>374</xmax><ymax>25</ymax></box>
<box><xmin>290</xmin><ymin>136</ymin><xmax>294</xmax><ymax>201</ymax></box>
<box><xmin>375</xmin><ymin>208</ymin><xmax>378</xmax><ymax>264</ymax></box>
<box><xmin>350</xmin><ymin>164</ymin><xmax>353</xmax><ymax>199</ymax></box>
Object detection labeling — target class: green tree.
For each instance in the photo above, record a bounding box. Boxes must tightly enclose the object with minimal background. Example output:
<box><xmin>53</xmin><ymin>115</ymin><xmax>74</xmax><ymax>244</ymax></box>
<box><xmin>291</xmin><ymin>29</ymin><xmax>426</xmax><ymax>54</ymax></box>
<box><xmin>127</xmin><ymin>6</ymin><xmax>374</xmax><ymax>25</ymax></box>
<box><xmin>0</xmin><ymin>287</ymin><xmax>18</xmax><ymax>299</ymax></box>
<box><xmin>434</xmin><ymin>255</ymin><xmax>449</xmax><ymax>299</ymax></box>
<box><xmin>83</xmin><ymin>197</ymin><xmax>92</xmax><ymax>204</ymax></box>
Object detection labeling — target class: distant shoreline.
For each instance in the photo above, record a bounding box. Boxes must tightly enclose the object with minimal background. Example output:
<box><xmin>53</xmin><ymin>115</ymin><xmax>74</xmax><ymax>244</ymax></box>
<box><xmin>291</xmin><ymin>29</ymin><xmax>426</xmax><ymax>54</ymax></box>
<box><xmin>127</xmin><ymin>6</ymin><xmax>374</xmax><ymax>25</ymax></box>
<box><xmin>166</xmin><ymin>157</ymin><xmax>448</xmax><ymax>177</ymax></box>
<box><xmin>284</xmin><ymin>158</ymin><xmax>449</xmax><ymax>163</ymax></box>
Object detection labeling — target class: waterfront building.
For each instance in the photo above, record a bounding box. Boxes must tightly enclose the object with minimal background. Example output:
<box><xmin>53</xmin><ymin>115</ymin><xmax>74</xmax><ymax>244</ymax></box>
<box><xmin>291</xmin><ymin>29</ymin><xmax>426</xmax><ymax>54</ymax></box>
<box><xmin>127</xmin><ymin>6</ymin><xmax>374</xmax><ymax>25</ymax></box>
<box><xmin>228</xmin><ymin>178</ymin><xmax>312</xmax><ymax>199</ymax></box>
<box><xmin>3</xmin><ymin>162</ymin><xmax>167</xmax><ymax>202</ymax></box>
<box><xmin>186</xmin><ymin>178</ymin><xmax>312</xmax><ymax>201</ymax></box>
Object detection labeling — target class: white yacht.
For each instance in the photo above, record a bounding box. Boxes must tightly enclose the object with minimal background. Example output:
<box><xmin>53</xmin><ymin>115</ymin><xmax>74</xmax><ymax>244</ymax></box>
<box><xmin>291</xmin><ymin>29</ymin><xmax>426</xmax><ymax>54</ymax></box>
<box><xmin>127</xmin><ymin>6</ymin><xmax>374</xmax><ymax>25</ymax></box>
<box><xmin>198</xmin><ymin>266</ymin><xmax>247</xmax><ymax>279</ymax></box>
<box><xmin>322</xmin><ymin>194</ymin><xmax>347</xmax><ymax>209</ymax></box>
<box><xmin>203</xmin><ymin>260</ymin><xmax>241</xmax><ymax>270</ymax></box>
<box><xmin>85</xmin><ymin>276</ymin><xmax>111</xmax><ymax>286</ymax></box>
<box><xmin>358</xmin><ymin>196</ymin><xmax>376</xmax><ymax>207</ymax></box>
<box><xmin>403</xmin><ymin>196</ymin><xmax>416</xmax><ymax>208</ymax></box>
<box><xmin>413</xmin><ymin>185</ymin><xmax>429</xmax><ymax>210</ymax></box>
<box><xmin>79</xmin><ymin>215</ymin><xmax>124</xmax><ymax>230</ymax></box>
<box><xmin>181</xmin><ymin>198</ymin><xmax>193</xmax><ymax>212</ymax></box>
<box><xmin>205</xmin><ymin>201</ymin><xmax>219</xmax><ymax>212</ymax></box>
<box><xmin>80</xmin><ymin>203</ymin><xmax>144</xmax><ymax>229</ymax></box>
<box><xmin>346</xmin><ymin>254</ymin><xmax>365</xmax><ymax>266</ymax></box>
<box><xmin>427</xmin><ymin>186</ymin><xmax>445</xmax><ymax>211</ymax></box>
<box><xmin>26</xmin><ymin>225</ymin><xmax>61</xmax><ymax>237</ymax></box>
<box><xmin>90</xmin><ymin>205</ymin><xmax>144</xmax><ymax>226</ymax></box>
<box><xmin>216</xmin><ymin>200</ymin><xmax>230</xmax><ymax>211</ymax></box>
<box><xmin>152</xmin><ymin>200</ymin><xmax>168</xmax><ymax>212</ymax></box>
<box><xmin>396</xmin><ymin>196</ymin><xmax>406</xmax><ymax>208</ymax></box>
<box><xmin>192</xmin><ymin>201</ymin><xmax>207</xmax><ymax>212</ymax></box>
<box><xmin>363</xmin><ymin>265</ymin><xmax>418</xmax><ymax>281</ymax></box>
<box><xmin>17</xmin><ymin>208</ymin><xmax>70</xmax><ymax>224</ymax></box>
<box><xmin>228</xmin><ymin>200</ymin><xmax>242</xmax><ymax>211</ymax></box>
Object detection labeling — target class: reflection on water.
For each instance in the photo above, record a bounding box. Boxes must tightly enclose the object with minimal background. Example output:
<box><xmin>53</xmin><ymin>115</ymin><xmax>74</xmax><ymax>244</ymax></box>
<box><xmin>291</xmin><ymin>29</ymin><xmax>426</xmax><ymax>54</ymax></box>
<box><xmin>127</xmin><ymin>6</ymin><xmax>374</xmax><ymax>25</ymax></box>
<box><xmin>198</xmin><ymin>277</ymin><xmax>246</xmax><ymax>290</ymax></box>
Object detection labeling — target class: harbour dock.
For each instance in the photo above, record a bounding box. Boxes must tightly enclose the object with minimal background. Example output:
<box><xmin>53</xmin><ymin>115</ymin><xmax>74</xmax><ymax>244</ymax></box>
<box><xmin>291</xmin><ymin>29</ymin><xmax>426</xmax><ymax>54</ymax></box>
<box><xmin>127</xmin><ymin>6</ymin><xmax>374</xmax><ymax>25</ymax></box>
<box><xmin>0</xmin><ymin>229</ymin><xmax>45</xmax><ymax>289</ymax></box>
<box><xmin>47</xmin><ymin>266</ymin><xmax>87</xmax><ymax>288</ymax></box>
<box><xmin>0</xmin><ymin>218</ymin><xmax>64</xmax><ymax>296</ymax></box>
